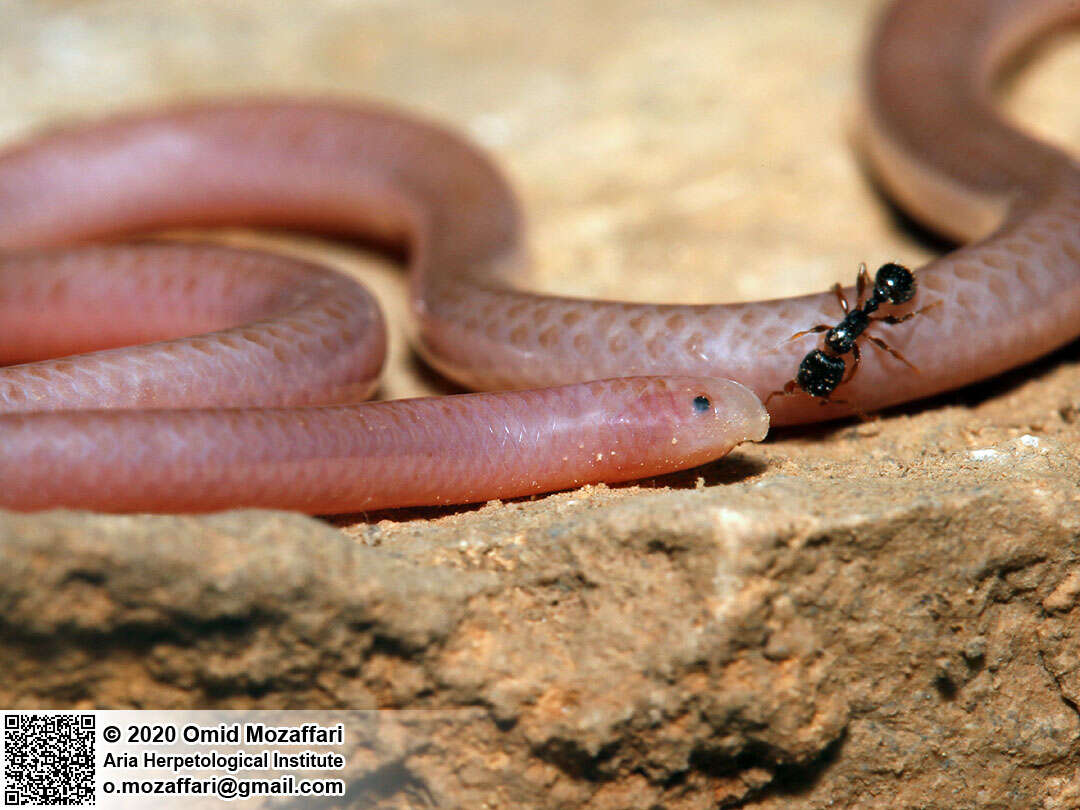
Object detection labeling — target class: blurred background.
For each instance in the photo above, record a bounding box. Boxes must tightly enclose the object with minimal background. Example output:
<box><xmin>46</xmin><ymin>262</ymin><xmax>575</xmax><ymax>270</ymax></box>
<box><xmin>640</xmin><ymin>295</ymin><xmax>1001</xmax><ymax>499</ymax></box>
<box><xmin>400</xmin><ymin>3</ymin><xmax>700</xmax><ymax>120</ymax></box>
<box><xmin>1</xmin><ymin>0</ymin><xmax>1076</xmax><ymax>400</ymax></box>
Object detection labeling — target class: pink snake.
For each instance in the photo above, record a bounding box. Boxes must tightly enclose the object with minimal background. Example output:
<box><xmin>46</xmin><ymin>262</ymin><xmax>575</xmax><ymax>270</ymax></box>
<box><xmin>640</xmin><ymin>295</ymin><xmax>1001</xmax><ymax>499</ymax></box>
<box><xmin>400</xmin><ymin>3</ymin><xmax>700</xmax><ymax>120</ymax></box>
<box><xmin>1</xmin><ymin>0</ymin><xmax>1078</xmax><ymax>512</ymax></box>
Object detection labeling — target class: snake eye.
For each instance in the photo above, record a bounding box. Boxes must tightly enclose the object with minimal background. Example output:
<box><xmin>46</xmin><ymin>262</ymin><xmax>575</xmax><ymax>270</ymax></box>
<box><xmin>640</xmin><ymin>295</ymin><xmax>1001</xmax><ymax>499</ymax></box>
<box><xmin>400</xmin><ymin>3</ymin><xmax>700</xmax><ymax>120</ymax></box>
<box><xmin>692</xmin><ymin>395</ymin><xmax>711</xmax><ymax>413</ymax></box>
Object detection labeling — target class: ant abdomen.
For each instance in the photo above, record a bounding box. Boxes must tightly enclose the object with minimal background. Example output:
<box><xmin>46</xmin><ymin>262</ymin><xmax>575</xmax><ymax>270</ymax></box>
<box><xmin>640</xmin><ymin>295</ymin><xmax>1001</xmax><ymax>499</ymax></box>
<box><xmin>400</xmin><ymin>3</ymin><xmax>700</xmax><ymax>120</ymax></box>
<box><xmin>873</xmin><ymin>262</ymin><xmax>915</xmax><ymax>304</ymax></box>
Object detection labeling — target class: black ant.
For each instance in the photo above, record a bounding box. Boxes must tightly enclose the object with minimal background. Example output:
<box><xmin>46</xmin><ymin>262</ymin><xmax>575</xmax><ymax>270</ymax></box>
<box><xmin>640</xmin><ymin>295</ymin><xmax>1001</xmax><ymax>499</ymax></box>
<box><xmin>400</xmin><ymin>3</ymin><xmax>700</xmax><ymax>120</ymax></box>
<box><xmin>765</xmin><ymin>262</ymin><xmax>939</xmax><ymax>411</ymax></box>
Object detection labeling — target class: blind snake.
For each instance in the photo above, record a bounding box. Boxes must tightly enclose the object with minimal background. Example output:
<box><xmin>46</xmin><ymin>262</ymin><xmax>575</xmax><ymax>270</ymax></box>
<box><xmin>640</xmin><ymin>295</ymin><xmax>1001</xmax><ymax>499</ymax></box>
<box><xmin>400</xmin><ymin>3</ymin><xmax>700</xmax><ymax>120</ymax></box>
<box><xmin>0</xmin><ymin>0</ymin><xmax>1077</xmax><ymax>512</ymax></box>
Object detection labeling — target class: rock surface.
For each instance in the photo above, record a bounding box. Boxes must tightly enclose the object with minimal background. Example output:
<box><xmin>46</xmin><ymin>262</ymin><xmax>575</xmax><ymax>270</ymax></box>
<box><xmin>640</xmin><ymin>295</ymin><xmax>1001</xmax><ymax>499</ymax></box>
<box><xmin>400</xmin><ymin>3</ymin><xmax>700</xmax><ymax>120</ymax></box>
<box><xmin>2</xmin><ymin>1</ymin><xmax>1080</xmax><ymax>808</ymax></box>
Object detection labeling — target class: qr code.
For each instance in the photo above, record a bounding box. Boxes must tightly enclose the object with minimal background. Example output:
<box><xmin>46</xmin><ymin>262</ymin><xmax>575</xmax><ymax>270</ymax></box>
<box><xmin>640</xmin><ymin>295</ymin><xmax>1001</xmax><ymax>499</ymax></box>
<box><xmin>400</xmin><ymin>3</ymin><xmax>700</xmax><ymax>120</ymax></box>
<box><xmin>4</xmin><ymin>714</ymin><xmax>95</xmax><ymax>806</ymax></box>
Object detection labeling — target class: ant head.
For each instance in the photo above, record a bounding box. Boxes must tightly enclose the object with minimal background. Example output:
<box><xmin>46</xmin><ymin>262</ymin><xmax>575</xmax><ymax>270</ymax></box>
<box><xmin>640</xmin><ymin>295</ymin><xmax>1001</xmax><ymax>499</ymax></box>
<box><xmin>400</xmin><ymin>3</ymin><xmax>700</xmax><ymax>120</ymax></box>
<box><xmin>796</xmin><ymin>349</ymin><xmax>845</xmax><ymax>398</ymax></box>
<box><xmin>874</xmin><ymin>263</ymin><xmax>915</xmax><ymax>304</ymax></box>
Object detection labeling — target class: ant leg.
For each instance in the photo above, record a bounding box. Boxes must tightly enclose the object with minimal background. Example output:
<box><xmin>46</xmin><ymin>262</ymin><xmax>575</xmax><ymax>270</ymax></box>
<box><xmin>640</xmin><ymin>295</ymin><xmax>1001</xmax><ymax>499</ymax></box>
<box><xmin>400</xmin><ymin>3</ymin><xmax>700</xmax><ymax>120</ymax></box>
<box><xmin>818</xmin><ymin>394</ymin><xmax>872</xmax><ymax>422</ymax></box>
<box><xmin>865</xmin><ymin>334</ymin><xmax>920</xmax><ymax>372</ymax></box>
<box><xmin>820</xmin><ymin>397</ymin><xmax>872</xmax><ymax>425</ymax></box>
<box><xmin>764</xmin><ymin>379</ymin><xmax>800</xmax><ymax>408</ymax></box>
<box><xmin>871</xmin><ymin>300</ymin><xmax>943</xmax><ymax>325</ymax></box>
<box><xmin>831</xmin><ymin>282</ymin><xmax>850</xmax><ymax>315</ymax></box>
<box><xmin>841</xmin><ymin>342</ymin><xmax>861</xmax><ymax>385</ymax></box>
<box><xmin>855</xmin><ymin>262</ymin><xmax>873</xmax><ymax>308</ymax></box>
<box><xmin>785</xmin><ymin>324</ymin><xmax>830</xmax><ymax>342</ymax></box>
